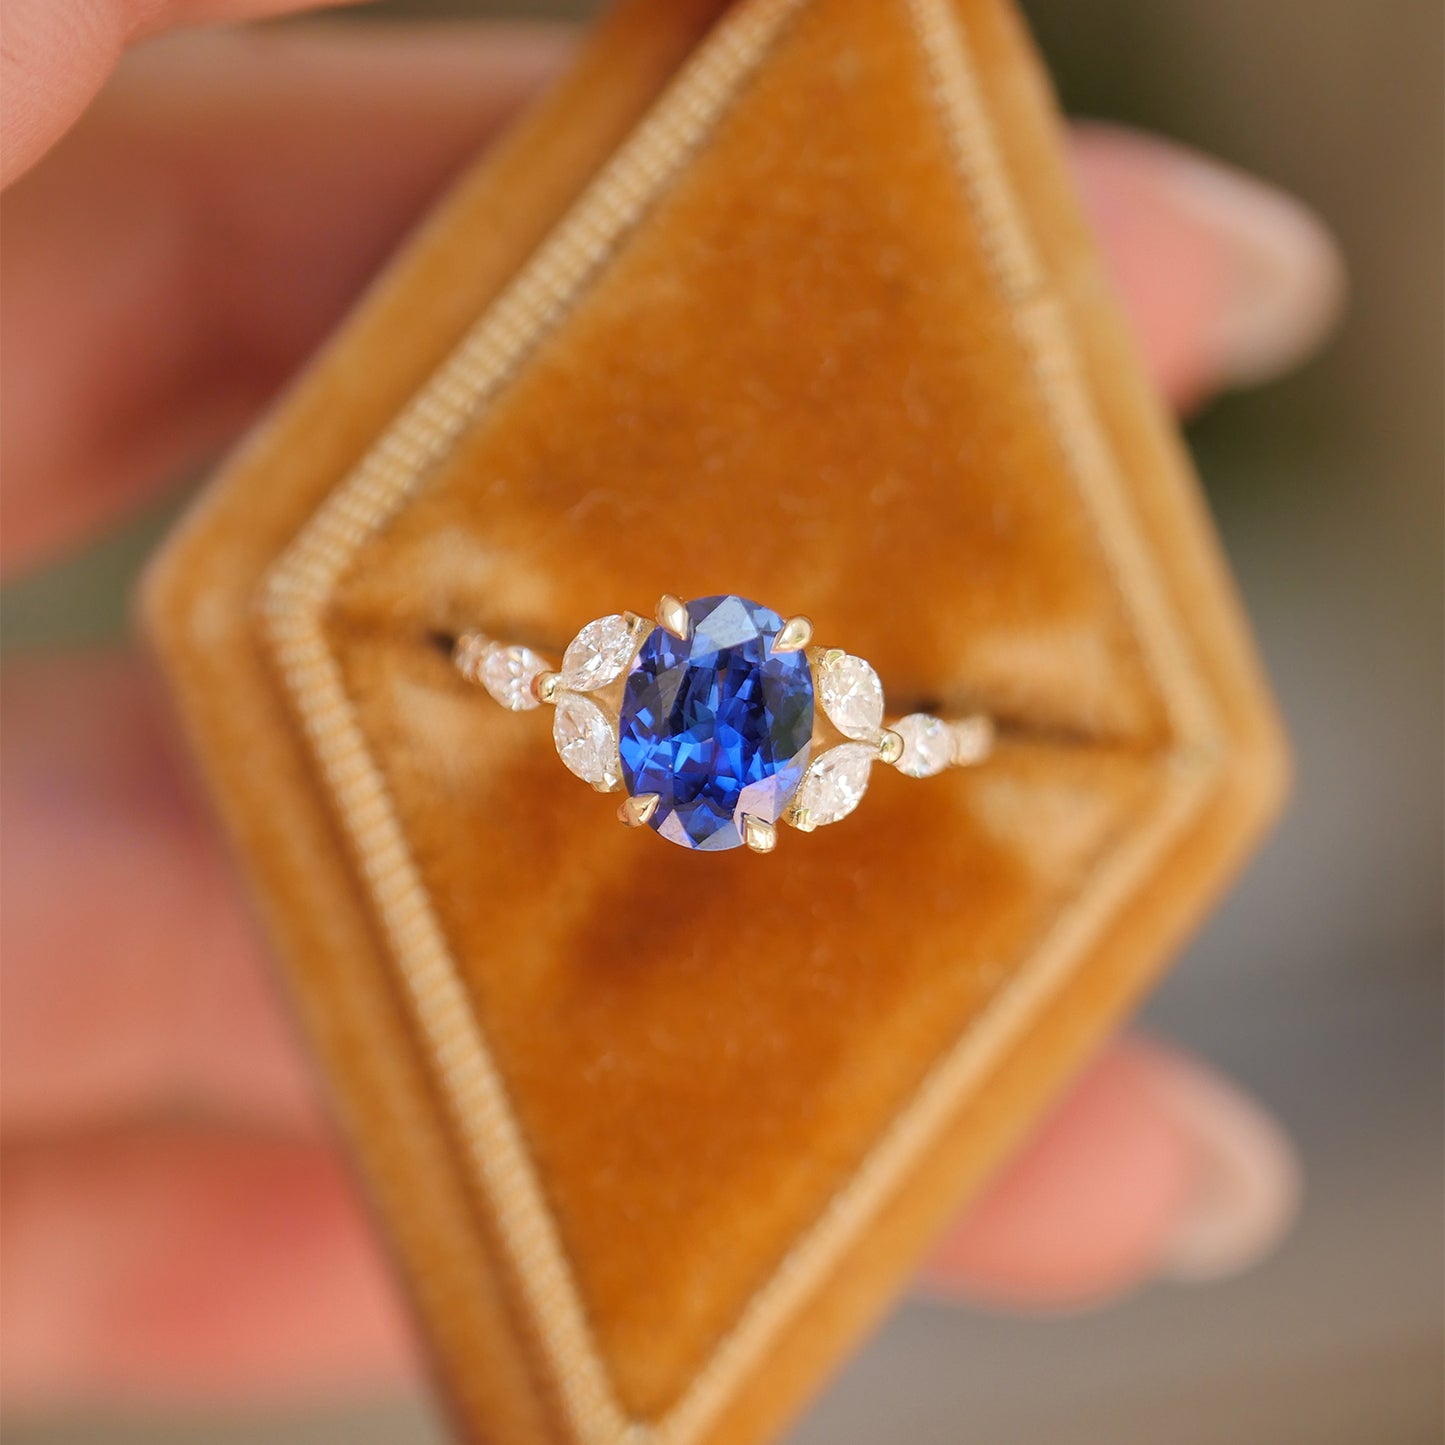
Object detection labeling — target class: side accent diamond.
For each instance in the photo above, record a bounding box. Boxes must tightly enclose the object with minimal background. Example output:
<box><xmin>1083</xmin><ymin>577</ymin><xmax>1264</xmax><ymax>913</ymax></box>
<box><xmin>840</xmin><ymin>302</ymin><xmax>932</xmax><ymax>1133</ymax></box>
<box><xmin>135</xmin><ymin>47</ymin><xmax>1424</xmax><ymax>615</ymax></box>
<box><xmin>478</xmin><ymin>643</ymin><xmax>548</xmax><ymax>712</ymax></box>
<box><xmin>894</xmin><ymin>714</ymin><xmax>951</xmax><ymax>778</ymax></box>
<box><xmin>553</xmin><ymin>693</ymin><xmax>621</xmax><ymax>790</ymax></box>
<box><xmin>792</xmin><ymin>743</ymin><xmax>874</xmax><ymax>830</ymax></box>
<box><xmin>817</xmin><ymin>652</ymin><xmax>885</xmax><ymax>740</ymax></box>
<box><xmin>560</xmin><ymin>614</ymin><xmax>640</xmax><ymax>692</ymax></box>
<box><xmin>951</xmin><ymin>715</ymin><xmax>996</xmax><ymax>767</ymax></box>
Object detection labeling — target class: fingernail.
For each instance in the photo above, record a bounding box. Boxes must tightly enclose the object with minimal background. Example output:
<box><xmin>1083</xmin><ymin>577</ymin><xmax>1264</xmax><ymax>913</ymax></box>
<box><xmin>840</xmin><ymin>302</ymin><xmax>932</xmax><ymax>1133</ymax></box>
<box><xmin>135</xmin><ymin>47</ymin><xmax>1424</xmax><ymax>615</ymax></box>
<box><xmin>1158</xmin><ymin>145</ymin><xmax>1347</xmax><ymax>388</ymax></box>
<box><xmin>1153</xmin><ymin>1055</ymin><xmax>1302</xmax><ymax>1282</ymax></box>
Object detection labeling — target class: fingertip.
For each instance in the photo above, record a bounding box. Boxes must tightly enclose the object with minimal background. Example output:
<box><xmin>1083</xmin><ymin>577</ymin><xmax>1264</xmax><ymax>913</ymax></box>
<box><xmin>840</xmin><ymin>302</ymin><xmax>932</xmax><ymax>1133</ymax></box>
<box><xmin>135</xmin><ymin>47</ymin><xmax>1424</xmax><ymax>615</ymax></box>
<box><xmin>1</xmin><ymin>0</ymin><xmax>126</xmax><ymax>187</ymax></box>
<box><xmin>920</xmin><ymin>1038</ymin><xmax>1299</xmax><ymax>1311</ymax></box>
<box><xmin>0</xmin><ymin>0</ymin><xmax>378</xmax><ymax>189</ymax></box>
<box><xmin>0</xmin><ymin>1133</ymin><xmax>417</xmax><ymax>1411</ymax></box>
<box><xmin>920</xmin><ymin>1039</ymin><xmax>1195</xmax><ymax>1310</ymax></box>
<box><xmin>1148</xmin><ymin>1048</ymin><xmax>1302</xmax><ymax>1283</ymax></box>
<box><xmin>1070</xmin><ymin>123</ymin><xmax>1346</xmax><ymax>407</ymax></box>
<box><xmin>2</xmin><ymin>22</ymin><xmax>578</xmax><ymax>572</ymax></box>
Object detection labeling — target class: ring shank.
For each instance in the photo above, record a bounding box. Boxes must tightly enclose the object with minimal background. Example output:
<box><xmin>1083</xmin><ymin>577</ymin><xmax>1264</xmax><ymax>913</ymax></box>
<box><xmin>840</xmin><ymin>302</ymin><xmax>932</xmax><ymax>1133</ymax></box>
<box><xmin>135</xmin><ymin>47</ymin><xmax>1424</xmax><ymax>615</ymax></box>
<box><xmin>453</xmin><ymin>627</ymin><xmax>994</xmax><ymax>779</ymax></box>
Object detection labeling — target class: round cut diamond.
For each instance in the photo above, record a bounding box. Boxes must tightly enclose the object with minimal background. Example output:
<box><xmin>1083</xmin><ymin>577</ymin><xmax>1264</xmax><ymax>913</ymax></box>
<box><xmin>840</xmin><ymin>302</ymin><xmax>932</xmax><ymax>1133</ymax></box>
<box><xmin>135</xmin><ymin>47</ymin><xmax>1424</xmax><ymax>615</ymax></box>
<box><xmin>553</xmin><ymin>693</ymin><xmax>621</xmax><ymax>790</ymax></box>
<box><xmin>618</xmin><ymin>595</ymin><xmax>814</xmax><ymax>851</ymax></box>
<box><xmin>951</xmin><ymin>715</ymin><xmax>995</xmax><ymax>767</ymax></box>
<box><xmin>793</xmin><ymin>743</ymin><xmax>874</xmax><ymax>830</ymax></box>
<box><xmin>894</xmin><ymin>713</ymin><xmax>951</xmax><ymax>778</ymax></box>
<box><xmin>478</xmin><ymin>643</ymin><xmax>547</xmax><ymax>711</ymax></box>
<box><xmin>817</xmin><ymin>652</ymin><xmax>885</xmax><ymax>740</ymax></box>
<box><xmin>560</xmin><ymin>614</ymin><xmax>639</xmax><ymax>692</ymax></box>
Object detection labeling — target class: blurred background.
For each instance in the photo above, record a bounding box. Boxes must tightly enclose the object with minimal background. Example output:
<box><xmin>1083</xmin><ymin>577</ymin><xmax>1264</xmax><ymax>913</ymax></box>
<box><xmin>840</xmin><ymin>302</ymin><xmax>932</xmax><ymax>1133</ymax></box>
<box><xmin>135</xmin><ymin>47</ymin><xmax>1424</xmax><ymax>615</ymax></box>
<box><xmin>4</xmin><ymin>1</ymin><xmax>1440</xmax><ymax>1443</ymax></box>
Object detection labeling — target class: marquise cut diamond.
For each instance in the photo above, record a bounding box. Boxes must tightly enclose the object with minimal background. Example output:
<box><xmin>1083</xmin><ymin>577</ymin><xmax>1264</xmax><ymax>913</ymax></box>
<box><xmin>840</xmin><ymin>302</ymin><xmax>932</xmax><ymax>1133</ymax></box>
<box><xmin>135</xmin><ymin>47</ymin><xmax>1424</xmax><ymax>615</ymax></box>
<box><xmin>477</xmin><ymin>642</ymin><xmax>547</xmax><ymax>712</ymax></box>
<box><xmin>560</xmin><ymin>614</ymin><xmax>639</xmax><ymax>692</ymax></box>
<box><xmin>793</xmin><ymin>743</ymin><xmax>874</xmax><ymax>829</ymax></box>
<box><xmin>554</xmin><ymin>693</ymin><xmax>621</xmax><ymax>789</ymax></box>
<box><xmin>817</xmin><ymin>652</ymin><xmax>885</xmax><ymax>740</ymax></box>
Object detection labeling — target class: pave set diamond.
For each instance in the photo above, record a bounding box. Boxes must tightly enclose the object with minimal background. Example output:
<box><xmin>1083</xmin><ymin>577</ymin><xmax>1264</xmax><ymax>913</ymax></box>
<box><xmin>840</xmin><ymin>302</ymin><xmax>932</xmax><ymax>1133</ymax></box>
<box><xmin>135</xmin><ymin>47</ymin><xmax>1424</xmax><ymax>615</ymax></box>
<box><xmin>455</xmin><ymin>594</ymin><xmax>992</xmax><ymax>852</ymax></box>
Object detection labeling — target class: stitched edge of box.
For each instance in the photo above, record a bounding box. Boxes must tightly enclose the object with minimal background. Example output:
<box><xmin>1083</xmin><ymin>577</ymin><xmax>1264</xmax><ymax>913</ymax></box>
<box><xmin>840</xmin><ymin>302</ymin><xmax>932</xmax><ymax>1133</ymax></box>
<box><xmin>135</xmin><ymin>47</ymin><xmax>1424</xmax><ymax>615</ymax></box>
<box><xmin>259</xmin><ymin>2</ymin><xmax>1222</xmax><ymax>1441</ymax></box>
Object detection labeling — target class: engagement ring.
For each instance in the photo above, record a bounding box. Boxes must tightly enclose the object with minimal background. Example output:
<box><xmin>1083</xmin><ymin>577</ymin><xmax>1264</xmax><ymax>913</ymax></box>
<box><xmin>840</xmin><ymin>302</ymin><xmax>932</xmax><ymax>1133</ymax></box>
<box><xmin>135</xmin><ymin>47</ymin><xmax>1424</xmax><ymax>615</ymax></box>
<box><xmin>455</xmin><ymin>593</ymin><xmax>993</xmax><ymax>853</ymax></box>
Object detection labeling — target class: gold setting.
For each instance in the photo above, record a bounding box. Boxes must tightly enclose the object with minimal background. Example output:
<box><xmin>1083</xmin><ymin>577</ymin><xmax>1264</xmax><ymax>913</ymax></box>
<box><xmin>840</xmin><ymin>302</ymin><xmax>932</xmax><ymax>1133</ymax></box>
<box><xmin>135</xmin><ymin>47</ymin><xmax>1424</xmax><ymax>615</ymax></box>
<box><xmin>618</xmin><ymin>793</ymin><xmax>660</xmax><ymax>827</ymax></box>
<box><xmin>656</xmin><ymin>594</ymin><xmax>691</xmax><ymax>640</ymax></box>
<box><xmin>772</xmin><ymin>615</ymin><xmax>813</xmax><ymax>653</ymax></box>
<box><xmin>244</xmin><ymin>0</ymin><xmax>1228</xmax><ymax>1435</ymax></box>
<box><xmin>455</xmin><ymin>600</ymin><xmax>994</xmax><ymax>848</ymax></box>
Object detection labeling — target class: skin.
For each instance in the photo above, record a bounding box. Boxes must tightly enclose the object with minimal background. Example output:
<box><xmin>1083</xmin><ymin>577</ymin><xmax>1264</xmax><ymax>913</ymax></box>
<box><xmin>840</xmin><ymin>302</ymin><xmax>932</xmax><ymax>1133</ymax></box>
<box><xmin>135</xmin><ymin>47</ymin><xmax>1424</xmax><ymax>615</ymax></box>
<box><xmin>0</xmin><ymin>4</ymin><xmax>1338</xmax><ymax>1417</ymax></box>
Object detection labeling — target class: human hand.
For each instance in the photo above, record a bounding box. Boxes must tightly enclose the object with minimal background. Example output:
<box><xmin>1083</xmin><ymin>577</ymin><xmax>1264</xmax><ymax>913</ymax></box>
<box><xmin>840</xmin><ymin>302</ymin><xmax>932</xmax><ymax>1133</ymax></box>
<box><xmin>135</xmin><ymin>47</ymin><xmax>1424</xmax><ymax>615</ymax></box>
<box><xmin>0</xmin><ymin>2</ymin><xmax>1342</xmax><ymax>1416</ymax></box>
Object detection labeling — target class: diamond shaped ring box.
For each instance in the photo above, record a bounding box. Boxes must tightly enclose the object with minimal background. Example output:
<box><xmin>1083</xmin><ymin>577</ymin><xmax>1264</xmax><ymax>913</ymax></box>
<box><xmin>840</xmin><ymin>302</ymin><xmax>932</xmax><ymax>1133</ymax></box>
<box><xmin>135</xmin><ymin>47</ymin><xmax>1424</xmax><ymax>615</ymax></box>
<box><xmin>143</xmin><ymin>1</ymin><xmax>1288</xmax><ymax>1442</ymax></box>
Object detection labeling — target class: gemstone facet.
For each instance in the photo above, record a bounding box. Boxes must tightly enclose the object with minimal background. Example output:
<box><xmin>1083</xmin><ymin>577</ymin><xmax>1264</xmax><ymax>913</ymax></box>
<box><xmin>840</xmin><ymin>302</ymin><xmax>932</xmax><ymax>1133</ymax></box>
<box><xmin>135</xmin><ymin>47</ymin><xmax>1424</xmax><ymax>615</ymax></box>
<box><xmin>817</xmin><ymin>651</ymin><xmax>885</xmax><ymax>740</ymax></box>
<box><xmin>792</xmin><ymin>743</ymin><xmax>874</xmax><ymax>830</ymax></box>
<box><xmin>553</xmin><ymin>693</ymin><xmax>621</xmax><ymax>790</ymax></box>
<box><xmin>894</xmin><ymin>713</ymin><xmax>951</xmax><ymax>778</ymax></box>
<box><xmin>472</xmin><ymin>642</ymin><xmax>548</xmax><ymax>712</ymax></box>
<box><xmin>560</xmin><ymin>614</ymin><xmax>639</xmax><ymax>692</ymax></box>
<box><xmin>618</xmin><ymin>595</ymin><xmax>814</xmax><ymax>850</ymax></box>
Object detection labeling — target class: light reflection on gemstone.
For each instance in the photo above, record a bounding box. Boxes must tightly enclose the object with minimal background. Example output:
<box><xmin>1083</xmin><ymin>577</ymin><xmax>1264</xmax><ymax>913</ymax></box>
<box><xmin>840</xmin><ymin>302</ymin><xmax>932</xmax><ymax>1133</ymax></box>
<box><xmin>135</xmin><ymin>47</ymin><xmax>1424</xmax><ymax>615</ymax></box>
<box><xmin>560</xmin><ymin>614</ymin><xmax>639</xmax><ymax>692</ymax></box>
<box><xmin>618</xmin><ymin>595</ymin><xmax>814</xmax><ymax>851</ymax></box>
<box><xmin>817</xmin><ymin>652</ymin><xmax>885</xmax><ymax>740</ymax></box>
<box><xmin>479</xmin><ymin>643</ymin><xmax>547</xmax><ymax>712</ymax></box>
<box><xmin>553</xmin><ymin>693</ymin><xmax>620</xmax><ymax>789</ymax></box>
<box><xmin>893</xmin><ymin>713</ymin><xmax>951</xmax><ymax>778</ymax></box>
<box><xmin>792</xmin><ymin>743</ymin><xmax>874</xmax><ymax>829</ymax></box>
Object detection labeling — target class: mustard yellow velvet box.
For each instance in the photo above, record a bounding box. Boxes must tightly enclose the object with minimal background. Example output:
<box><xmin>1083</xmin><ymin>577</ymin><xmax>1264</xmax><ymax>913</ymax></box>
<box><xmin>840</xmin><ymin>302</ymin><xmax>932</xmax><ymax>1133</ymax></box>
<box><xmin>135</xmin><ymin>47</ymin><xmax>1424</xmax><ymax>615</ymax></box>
<box><xmin>142</xmin><ymin>1</ymin><xmax>1288</xmax><ymax>1442</ymax></box>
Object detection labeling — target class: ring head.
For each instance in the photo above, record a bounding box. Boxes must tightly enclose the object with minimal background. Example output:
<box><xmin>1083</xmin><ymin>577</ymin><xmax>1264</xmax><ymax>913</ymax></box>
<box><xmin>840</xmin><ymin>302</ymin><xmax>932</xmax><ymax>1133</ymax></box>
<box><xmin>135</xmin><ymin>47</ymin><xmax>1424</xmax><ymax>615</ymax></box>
<box><xmin>618</xmin><ymin>595</ymin><xmax>814</xmax><ymax>851</ymax></box>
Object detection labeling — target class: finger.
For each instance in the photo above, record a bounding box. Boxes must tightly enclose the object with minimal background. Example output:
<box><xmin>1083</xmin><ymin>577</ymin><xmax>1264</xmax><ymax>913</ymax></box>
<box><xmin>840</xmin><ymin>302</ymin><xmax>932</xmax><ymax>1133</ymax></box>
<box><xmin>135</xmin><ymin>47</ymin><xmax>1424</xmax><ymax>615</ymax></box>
<box><xmin>0</xmin><ymin>1128</ymin><xmax>416</xmax><ymax>1411</ymax></box>
<box><xmin>0</xmin><ymin>652</ymin><xmax>320</xmax><ymax>1134</ymax></box>
<box><xmin>922</xmin><ymin>1037</ymin><xmax>1300</xmax><ymax>1308</ymax></box>
<box><xmin>4</xmin><ymin>656</ymin><xmax>1303</xmax><ymax>1299</ymax></box>
<box><xmin>1070</xmin><ymin>123</ymin><xmax>1344</xmax><ymax>411</ymax></box>
<box><xmin>1</xmin><ymin>31</ymin><xmax>1340</xmax><ymax>577</ymax></box>
<box><xmin>0</xmin><ymin>1043</ymin><xmax>1299</xmax><ymax>1409</ymax></box>
<box><xmin>1</xmin><ymin>670</ymin><xmax>1297</xmax><ymax>1362</ymax></box>
<box><xmin>1</xmin><ymin>22</ymin><xmax>574</xmax><ymax>574</ymax></box>
<box><xmin>0</xmin><ymin>0</ymin><xmax>364</xmax><ymax>188</ymax></box>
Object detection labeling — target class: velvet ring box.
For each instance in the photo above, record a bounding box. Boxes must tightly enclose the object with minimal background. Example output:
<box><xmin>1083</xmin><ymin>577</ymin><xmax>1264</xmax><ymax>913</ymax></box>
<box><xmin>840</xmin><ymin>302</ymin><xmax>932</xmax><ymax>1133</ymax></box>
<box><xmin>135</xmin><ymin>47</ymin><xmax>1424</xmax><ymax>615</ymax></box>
<box><xmin>142</xmin><ymin>1</ymin><xmax>1289</xmax><ymax>1442</ymax></box>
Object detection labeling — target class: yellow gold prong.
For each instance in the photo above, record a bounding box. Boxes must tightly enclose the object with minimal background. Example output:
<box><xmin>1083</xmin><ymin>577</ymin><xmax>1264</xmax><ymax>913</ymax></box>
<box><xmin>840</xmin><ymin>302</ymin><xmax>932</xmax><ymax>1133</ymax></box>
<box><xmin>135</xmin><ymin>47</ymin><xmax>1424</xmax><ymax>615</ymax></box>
<box><xmin>618</xmin><ymin>793</ymin><xmax>659</xmax><ymax>827</ymax></box>
<box><xmin>656</xmin><ymin>595</ymin><xmax>690</xmax><ymax>639</ymax></box>
<box><xmin>788</xmin><ymin>805</ymin><xmax>816</xmax><ymax>834</ymax></box>
<box><xmin>877</xmin><ymin>729</ymin><xmax>904</xmax><ymax>766</ymax></box>
<box><xmin>533</xmin><ymin>670</ymin><xmax>562</xmax><ymax>705</ymax></box>
<box><xmin>772</xmin><ymin>615</ymin><xmax>813</xmax><ymax>653</ymax></box>
<box><xmin>742</xmin><ymin>815</ymin><xmax>777</xmax><ymax>853</ymax></box>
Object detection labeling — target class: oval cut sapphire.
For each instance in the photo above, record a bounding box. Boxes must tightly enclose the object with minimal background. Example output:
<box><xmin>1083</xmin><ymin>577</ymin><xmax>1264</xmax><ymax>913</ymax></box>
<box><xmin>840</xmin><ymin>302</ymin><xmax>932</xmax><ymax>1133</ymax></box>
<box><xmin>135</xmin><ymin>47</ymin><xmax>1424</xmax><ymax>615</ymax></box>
<box><xmin>618</xmin><ymin>595</ymin><xmax>815</xmax><ymax>851</ymax></box>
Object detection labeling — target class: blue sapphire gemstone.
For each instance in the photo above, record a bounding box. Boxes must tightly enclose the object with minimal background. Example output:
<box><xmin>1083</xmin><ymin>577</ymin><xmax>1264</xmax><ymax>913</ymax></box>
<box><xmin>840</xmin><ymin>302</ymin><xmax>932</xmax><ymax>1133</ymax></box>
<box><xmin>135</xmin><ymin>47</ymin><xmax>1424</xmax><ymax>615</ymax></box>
<box><xmin>618</xmin><ymin>595</ymin><xmax>815</xmax><ymax>850</ymax></box>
